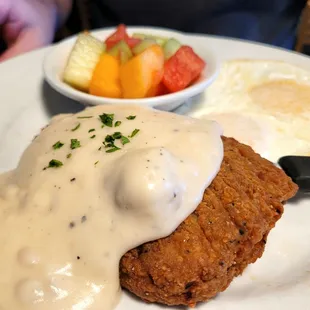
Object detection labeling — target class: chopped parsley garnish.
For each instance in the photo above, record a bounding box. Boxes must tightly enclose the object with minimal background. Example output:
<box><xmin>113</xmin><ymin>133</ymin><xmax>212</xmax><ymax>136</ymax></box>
<box><xmin>90</xmin><ymin>135</ymin><xmax>96</xmax><ymax>139</ymax></box>
<box><xmin>126</xmin><ymin>115</ymin><xmax>136</xmax><ymax>120</ymax></box>
<box><xmin>104</xmin><ymin>142</ymin><xmax>114</xmax><ymax>148</ymax></box>
<box><xmin>77</xmin><ymin>116</ymin><xmax>93</xmax><ymax>119</ymax></box>
<box><xmin>52</xmin><ymin>141</ymin><xmax>64</xmax><ymax>150</ymax></box>
<box><xmin>94</xmin><ymin>160</ymin><xmax>99</xmax><ymax>165</ymax></box>
<box><xmin>88</xmin><ymin>128</ymin><xmax>95</xmax><ymax>133</ymax></box>
<box><xmin>105</xmin><ymin>135</ymin><xmax>114</xmax><ymax>143</ymax></box>
<box><xmin>46</xmin><ymin>159</ymin><xmax>63</xmax><ymax>169</ymax></box>
<box><xmin>103</xmin><ymin>134</ymin><xmax>120</xmax><ymax>152</ymax></box>
<box><xmin>100</xmin><ymin>124</ymin><xmax>138</xmax><ymax>152</ymax></box>
<box><xmin>99</xmin><ymin>113</ymin><xmax>114</xmax><ymax>127</ymax></box>
<box><xmin>121</xmin><ymin>136</ymin><xmax>130</xmax><ymax>145</ymax></box>
<box><xmin>106</xmin><ymin>146</ymin><xmax>120</xmax><ymax>153</ymax></box>
<box><xmin>70</xmin><ymin>139</ymin><xmax>81</xmax><ymax>149</ymax></box>
<box><xmin>71</xmin><ymin>123</ymin><xmax>81</xmax><ymax>131</ymax></box>
<box><xmin>67</xmin><ymin>153</ymin><xmax>72</xmax><ymax>159</ymax></box>
<box><xmin>112</xmin><ymin>132</ymin><xmax>122</xmax><ymax>139</ymax></box>
<box><xmin>115</xmin><ymin>121</ymin><xmax>122</xmax><ymax>127</ymax></box>
<box><xmin>129</xmin><ymin>129</ymin><xmax>140</xmax><ymax>138</ymax></box>
<box><xmin>98</xmin><ymin>146</ymin><xmax>102</xmax><ymax>151</ymax></box>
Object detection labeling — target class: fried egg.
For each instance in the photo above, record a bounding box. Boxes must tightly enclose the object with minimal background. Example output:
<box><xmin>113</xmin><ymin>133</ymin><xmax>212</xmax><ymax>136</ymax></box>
<box><xmin>185</xmin><ymin>60</ymin><xmax>310</xmax><ymax>162</ymax></box>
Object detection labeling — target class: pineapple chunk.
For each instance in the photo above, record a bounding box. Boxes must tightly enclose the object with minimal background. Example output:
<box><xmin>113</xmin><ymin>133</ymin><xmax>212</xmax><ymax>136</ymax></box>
<box><xmin>63</xmin><ymin>33</ymin><xmax>105</xmax><ymax>92</ymax></box>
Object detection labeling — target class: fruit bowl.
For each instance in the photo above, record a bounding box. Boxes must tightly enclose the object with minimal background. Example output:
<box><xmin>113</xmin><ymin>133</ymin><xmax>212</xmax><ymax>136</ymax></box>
<box><xmin>43</xmin><ymin>26</ymin><xmax>219</xmax><ymax>111</ymax></box>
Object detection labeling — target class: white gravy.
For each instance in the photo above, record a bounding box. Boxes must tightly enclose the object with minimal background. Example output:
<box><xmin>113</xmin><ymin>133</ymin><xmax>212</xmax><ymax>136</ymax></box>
<box><xmin>0</xmin><ymin>105</ymin><xmax>223</xmax><ymax>310</ymax></box>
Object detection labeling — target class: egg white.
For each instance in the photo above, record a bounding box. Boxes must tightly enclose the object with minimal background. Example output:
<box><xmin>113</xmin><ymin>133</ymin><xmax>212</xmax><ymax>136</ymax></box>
<box><xmin>186</xmin><ymin>60</ymin><xmax>310</xmax><ymax>162</ymax></box>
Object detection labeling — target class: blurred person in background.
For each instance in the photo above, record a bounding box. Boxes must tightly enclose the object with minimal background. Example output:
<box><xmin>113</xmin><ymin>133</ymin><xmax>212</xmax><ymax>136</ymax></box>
<box><xmin>0</xmin><ymin>0</ymin><xmax>306</xmax><ymax>62</ymax></box>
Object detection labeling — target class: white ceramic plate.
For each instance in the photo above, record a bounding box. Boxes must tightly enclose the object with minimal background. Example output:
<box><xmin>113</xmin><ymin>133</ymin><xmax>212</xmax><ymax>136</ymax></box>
<box><xmin>0</xmin><ymin>32</ymin><xmax>310</xmax><ymax>310</ymax></box>
<box><xmin>43</xmin><ymin>27</ymin><xmax>218</xmax><ymax>111</ymax></box>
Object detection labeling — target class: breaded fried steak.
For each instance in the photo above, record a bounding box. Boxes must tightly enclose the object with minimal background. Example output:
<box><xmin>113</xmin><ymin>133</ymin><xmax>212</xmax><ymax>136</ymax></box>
<box><xmin>119</xmin><ymin>137</ymin><xmax>298</xmax><ymax>307</ymax></box>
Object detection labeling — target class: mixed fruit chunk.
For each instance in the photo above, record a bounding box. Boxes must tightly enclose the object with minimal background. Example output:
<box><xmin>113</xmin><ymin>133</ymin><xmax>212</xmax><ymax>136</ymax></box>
<box><xmin>63</xmin><ymin>24</ymin><xmax>206</xmax><ymax>98</ymax></box>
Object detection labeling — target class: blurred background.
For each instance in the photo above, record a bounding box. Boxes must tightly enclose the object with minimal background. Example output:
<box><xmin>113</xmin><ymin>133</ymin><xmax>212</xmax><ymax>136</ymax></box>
<box><xmin>1</xmin><ymin>0</ymin><xmax>310</xmax><ymax>58</ymax></box>
<box><xmin>57</xmin><ymin>0</ymin><xmax>310</xmax><ymax>54</ymax></box>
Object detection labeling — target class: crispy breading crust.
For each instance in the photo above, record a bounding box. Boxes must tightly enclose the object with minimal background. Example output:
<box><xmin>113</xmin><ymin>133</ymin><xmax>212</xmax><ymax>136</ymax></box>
<box><xmin>119</xmin><ymin>137</ymin><xmax>298</xmax><ymax>307</ymax></box>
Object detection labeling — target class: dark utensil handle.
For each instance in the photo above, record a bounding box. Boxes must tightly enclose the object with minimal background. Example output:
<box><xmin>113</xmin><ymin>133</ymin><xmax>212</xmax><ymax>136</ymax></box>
<box><xmin>278</xmin><ymin>156</ymin><xmax>310</xmax><ymax>191</ymax></box>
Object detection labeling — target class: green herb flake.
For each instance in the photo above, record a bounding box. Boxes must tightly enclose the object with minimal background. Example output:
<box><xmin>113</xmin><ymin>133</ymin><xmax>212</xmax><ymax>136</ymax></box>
<box><xmin>67</xmin><ymin>153</ymin><xmax>72</xmax><ymax>159</ymax></box>
<box><xmin>77</xmin><ymin>116</ymin><xmax>93</xmax><ymax>119</ymax></box>
<box><xmin>105</xmin><ymin>142</ymin><xmax>115</xmax><ymax>148</ymax></box>
<box><xmin>106</xmin><ymin>146</ymin><xmax>121</xmax><ymax>153</ymax></box>
<box><xmin>88</xmin><ymin>128</ymin><xmax>95</xmax><ymax>133</ymax></box>
<box><xmin>94</xmin><ymin>161</ymin><xmax>99</xmax><ymax>165</ymax></box>
<box><xmin>90</xmin><ymin>135</ymin><xmax>96</xmax><ymax>139</ymax></box>
<box><xmin>129</xmin><ymin>129</ymin><xmax>140</xmax><ymax>138</ymax></box>
<box><xmin>71</xmin><ymin>123</ymin><xmax>81</xmax><ymax>132</ymax></box>
<box><xmin>121</xmin><ymin>136</ymin><xmax>130</xmax><ymax>145</ymax></box>
<box><xmin>115</xmin><ymin>121</ymin><xmax>122</xmax><ymax>127</ymax></box>
<box><xmin>98</xmin><ymin>146</ymin><xmax>102</xmax><ymax>151</ymax></box>
<box><xmin>112</xmin><ymin>132</ymin><xmax>122</xmax><ymax>139</ymax></box>
<box><xmin>101</xmin><ymin>124</ymin><xmax>105</xmax><ymax>128</ymax></box>
<box><xmin>105</xmin><ymin>135</ymin><xmax>115</xmax><ymax>143</ymax></box>
<box><xmin>45</xmin><ymin>159</ymin><xmax>63</xmax><ymax>169</ymax></box>
<box><xmin>70</xmin><ymin>139</ymin><xmax>81</xmax><ymax>149</ymax></box>
<box><xmin>53</xmin><ymin>141</ymin><xmax>64</xmax><ymax>150</ymax></box>
<box><xmin>126</xmin><ymin>115</ymin><xmax>136</xmax><ymax>120</ymax></box>
<box><xmin>99</xmin><ymin>113</ymin><xmax>114</xmax><ymax>127</ymax></box>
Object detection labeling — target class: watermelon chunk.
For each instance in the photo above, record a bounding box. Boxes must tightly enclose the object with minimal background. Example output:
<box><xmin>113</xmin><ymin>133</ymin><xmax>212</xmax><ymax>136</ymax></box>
<box><xmin>105</xmin><ymin>24</ymin><xmax>141</xmax><ymax>49</ymax></box>
<box><xmin>162</xmin><ymin>46</ymin><xmax>206</xmax><ymax>93</ymax></box>
<box><xmin>105</xmin><ymin>24</ymin><xmax>128</xmax><ymax>49</ymax></box>
<box><xmin>126</xmin><ymin>37</ymin><xmax>142</xmax><ymax>48</ymax></box>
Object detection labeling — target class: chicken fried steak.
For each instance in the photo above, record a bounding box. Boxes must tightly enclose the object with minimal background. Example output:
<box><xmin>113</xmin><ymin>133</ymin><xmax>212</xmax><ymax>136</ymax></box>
<box><xmin>120</xmin><ymin>137</ymin><xmax>298</xmax><ymax>307</ymax></box>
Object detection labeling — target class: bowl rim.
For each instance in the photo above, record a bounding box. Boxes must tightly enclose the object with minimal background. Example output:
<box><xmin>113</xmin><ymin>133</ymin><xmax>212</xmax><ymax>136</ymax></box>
<box><xmin>43</xmin><ymin>26</ymin><xmax>219</xmax><ymax>107</ymax></box>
